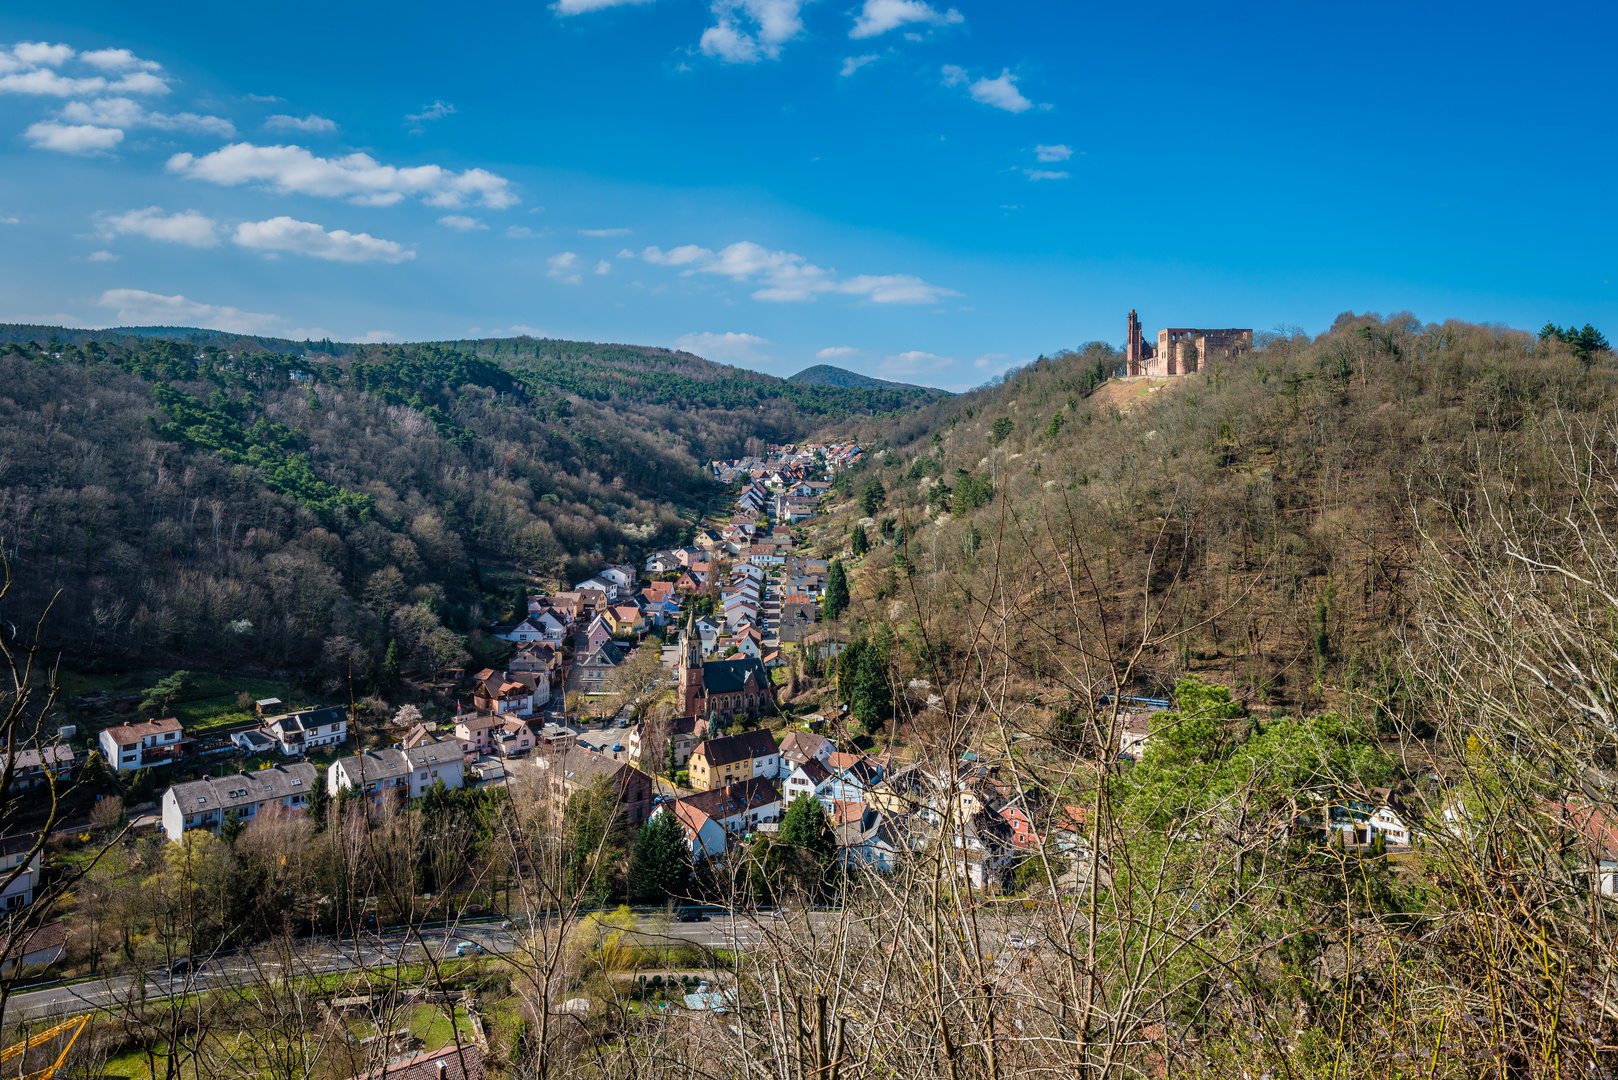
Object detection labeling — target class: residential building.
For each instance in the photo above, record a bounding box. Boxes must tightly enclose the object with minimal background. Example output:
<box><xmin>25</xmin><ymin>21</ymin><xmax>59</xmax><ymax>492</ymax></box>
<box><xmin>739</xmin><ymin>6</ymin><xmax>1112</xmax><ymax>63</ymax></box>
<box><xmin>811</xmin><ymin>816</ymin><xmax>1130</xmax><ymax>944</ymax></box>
<box><xmin>576</xmin><ymin>642</ymin><xmax>627</xmax><ymax>694</ymax></box>
<box><xmin>782</xmin><ymin>757</ymin><xmax>833</xmax><ymax>805</ymax></box>
<box><xmin>2</xmin><ymin>745</ymin><xmax>74</xmax><ymax>790</ymax></box>
<box><xmin>261</xmin><ymin>706</ymin><xmax>348</xmax><ymax>756</ymax></box>
<box><xmin>490</xmin><ymin>617</ymin><xmax>547</xmax><ymax>643</ymax></box>
<box><xmin>688</xmin><ymin>728</ymin><xmax>780</xmax><ymax>791</ymax></box>
<box><xmin>326</xmin><ymin>739</ymin><xmax>466</xmax><ymax>806</ymax></box>
<box><xmin>162</xmin><ymin>762</ymin><xmax>320</xmax><ymax>842</ymax></box>
<box><xmin>509</xmin><ymin>641</ymin><xmax>563</xmax><ymax>680</ymax></box>
<box><xmin>777</xmin><ymin>730</ymin><xmax>835</xmax><ymax>777</ymax></box>
<box><xmin>659</xmin><ymin>777</ymin><xmax>782</xmax><ymax>860</ymax></box>
<box><xmin>0</xmin><ymin>833</ymin><xmax>41</xmax><ymax>910</ymax></box>
<box><xmin>471</xmin><ymin>668</ymin><xmax>547</xmax><ymax>716</ymax></box>
<box><xmin>99</xmin><ymin>717</ymin><xmax>184</xmax><ymax>772</ymax></box>
<box><xmin>539</xmin><ymin>748</ymin><xmax>654</xmax><ymax>828</ymax></box>
<box><xmin>0</xmin><ymin>921</ymin><xmax>67</xmax><ymax>975</ymax></box>
<box><xmin>339</xmin><ymin>1043</ymin><xmax>486</xmax><ymax>1080</ymax></box>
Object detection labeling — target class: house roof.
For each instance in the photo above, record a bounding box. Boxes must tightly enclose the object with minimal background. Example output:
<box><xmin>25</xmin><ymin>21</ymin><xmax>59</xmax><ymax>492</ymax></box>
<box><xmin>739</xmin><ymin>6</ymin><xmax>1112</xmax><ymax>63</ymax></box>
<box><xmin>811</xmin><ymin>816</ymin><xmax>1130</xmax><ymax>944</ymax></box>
<box><xmin>699</xmin><ymin>656</ymin><xmax>770</xmax><ymax>695</ymax></box>
<box><xmin>692</xmin><ymin>728</ymin><xmax>778</xmax><ymax>767</ymax></box>
<box><xmin>679</xmin><ymin>777</ymin><xmax>781</xmax><ymax>820</ymax></box>
<box><xmin>790</xmin><ymin>758</ymin><xmax>832</xmax><ymax>785</ymax></box>
<box><xmin>341</xmin><ymin>1044</ymin><xmax>486</xmax><ymax>1080</ymax></box>
<box><xmin>169</xmin><ymin>762</ymin><xmax>321</xmax><ymax>810</ymax></box>
<box><xmin>580</xmin><ymin>643</ymin><xmax>627</xmax><ymax>670</ymax></box>
<box><xmin>5</xmin><ymin>745</ymin><xmax>74</xmax><ymax>769</ymax></box>
<box><xmin>0</xmin><ymin>832</ymin><xmax>40</xmax><ymax>858</ymax></box>
<box><xmin>779</xmin><ymin>730</ymin><xmax>832</xmax><ymax>762</ymax></box>
<box><xmin>103</xmin><ymin>717</ymin><xmax>183</xmax><ymax>746</ymax></box>
<box><xmin>266</xmin><ymin>705</ymin><xmax>347</xmax><ymax>735</ymax></box>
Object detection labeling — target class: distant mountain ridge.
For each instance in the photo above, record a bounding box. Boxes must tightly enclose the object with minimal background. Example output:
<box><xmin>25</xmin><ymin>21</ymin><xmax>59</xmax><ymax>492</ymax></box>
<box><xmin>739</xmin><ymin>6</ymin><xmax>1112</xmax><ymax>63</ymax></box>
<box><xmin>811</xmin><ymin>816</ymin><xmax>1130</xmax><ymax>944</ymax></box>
<box><xmin>789</xmin><ymin>364</ymin><xmax>944</xmax><ymax>392</ymax></box>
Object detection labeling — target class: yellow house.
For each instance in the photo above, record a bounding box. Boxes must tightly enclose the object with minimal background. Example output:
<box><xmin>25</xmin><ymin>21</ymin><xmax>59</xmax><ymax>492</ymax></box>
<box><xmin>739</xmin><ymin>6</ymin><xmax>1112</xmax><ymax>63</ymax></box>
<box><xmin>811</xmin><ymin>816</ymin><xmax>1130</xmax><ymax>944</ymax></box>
<box><xmin>604</xmin><ymin>603</ymin><xmax>645</xmax><ymax>636</ymax></box>
<box><xmin>686</xmin><ymin>729</ymin><xmax>779</xmax><ymax>791</ymax></box>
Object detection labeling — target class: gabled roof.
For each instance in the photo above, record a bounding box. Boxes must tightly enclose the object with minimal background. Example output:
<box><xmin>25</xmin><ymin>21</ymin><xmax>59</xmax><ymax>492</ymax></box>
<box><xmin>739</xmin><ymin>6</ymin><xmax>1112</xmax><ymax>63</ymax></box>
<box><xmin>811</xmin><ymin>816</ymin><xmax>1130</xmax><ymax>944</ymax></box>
<box><xmin>169</xmin><ymin>762</ymin><xmax>320</xmax><ymax>809</ymax></box>
<box><xmin>692</xmin><ymin>727</ymin><xmax>778</xmax><ymax>766</ymax></box>
<box><xmin>790</xmin><ymin>757</ymin><xmax>832</xmax><ymax>786</ymax></box>
<box><xmin>340</xmin><ymin>1044</ymin><xmax>486</xmax><ymax>1080</ymax></box>
<box><xmin>103</xmin><ymin>717</ymin><xmax>183</xmax><ymax>746</ymax></box>
<box><xmin>580</xmin><ymin>643</ymin><xmax>627</xmax><ymax>669</ymax></box>
<box><xmin>700</xmin><ymin>657</ymin><xmax>770</xmax><ymax>695</ymax></box>
<box><xmin>679</xmin><ymin>777</ymin><xmax>781</xmax><ymax>821</ymax></box>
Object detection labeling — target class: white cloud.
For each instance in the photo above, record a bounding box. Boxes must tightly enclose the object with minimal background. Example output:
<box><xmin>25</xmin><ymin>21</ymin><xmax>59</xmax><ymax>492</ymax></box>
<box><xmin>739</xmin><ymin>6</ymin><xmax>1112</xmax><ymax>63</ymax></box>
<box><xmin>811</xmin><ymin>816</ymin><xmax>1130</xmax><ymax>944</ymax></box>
<box><xmin>356</xmin><ymin>330</ymin><xmax>400</xmax><ymax>343</ymax></box>
<box><xmin>882</xmin><ymin>350</ymin><xmax>953</xmax><ymax>377</ymax></box>
<box><xmin>97</xmin><ymin>288</ymin><xmax>279</xmax><ymax>334</ymax></box>
<box><xmin>0</xmin><ymin>70</ymin><xmax>114</xmax><ymax>97</ymax></box>
<box><xmin>508</xmin><ymin>324</ymin><xmax>545</xmax><ymax>335</ymax></box>
<box><xmin>25</xmin><ymin>121</ymin><xmax>123</xmax><ymax>154</ymax></box>
<box><xmin>941</xmin><ymin>64</ymin><xmax>967</xmax><ymax>86</ymax></box>
<box><xmin>616</xmin><ymin>247</ymin><xmax>635</xmax><ymax>257</ymax></box>
<box><xmin>547</xmin><ymin>251</ymin><xmax>581</xmax><ymax>283</ymax></box>
<box><xmin>78</xmin><ymin>48</ymin><xmax>162</xmax><ymax>73</ymax></box>
<box><xmin>245</xmin><ymin>93</ymin><xmax>284</xmax><ymax>103</ymax></box>
<box><xmin>0</xmin><ymin>214</ymin><xmax>18</xmax><ymax>224</ymax></box>
<box><xmin>233</xmin><ymin>217</ymin><xmax>415</xmax><ymax>263</ymax></box>
<box><xmin>60</xmin><ymin>97</ymin><xmax>234</xmax><ymax>137</ymax></box>
<box><xmin>405</xmin><ymin>100</ymin><xmax>454</xmax><ymax>133</ymax></box>
<box><xmin>264</xmin><ymin>113</ymin><xmax>337</xmax><ymax>134</ymax></box>
<box><xmin>167</xmin><ymin>143</ymin><xmax>519</xmax><ymax>209</ymax></box>
<box><xmin>973</xmin><ymin>352</ymin><xmax>1008</xmax><ymax>369</ymax></box>
<box><xmin>970</xmin><ymin>69</ymin><xmax>1033</xmax><ymax>113</ymax></box>
<box><xmin>506</xmin><ymin>225</ymin><xmax>540</xmax><ymax>238</ymax></box>
<box><xmin>674</xmin><ymin>331</ymin><xmax>770</xmax><ymax>361</ymax></box>
<box><xmin>840</xmin><ymin>54</ymin><xmax>879</xmax><ymax>76</ymax></box>
<box><xmin>12</xmin><ymin>42</ymin><xmax>76</xmax><ymax>68</ymax></box>
<box><xmin>87</xmin><ymin>250</ymin><xmax>118</xmax><ymax>262</ymax></box>
<box><xmin>816</xmin><ymin>346</ymin><xmax>858</xmax><ymax>359</ymax></box>
<box><xmin>1024</xmin><ymin>169</ymin><xmax>1068</xmax><ymax>181</ymax></box>
<box><xmin>438</xmin><ymin>214</ymin><xmax>487</xmax><ymax>231</ymax></box>
<box><xmin>1034</xmin><ymin>143</ymin><xmax>1071</xmax><ymax>162</ymax></box>
<box><xmin>554</xmin><ymin>0</ymin><xmax>656</xmax><ymax>11</ymax></box>
<box><xmin>851</xmin><ymin>0</ymin><xmax>962</xmax><ymax>39</ymax></box>
<box><xmin>701</xmin><ymin>0</ymin><xmax>808</xmax><ymax>64</ymax></box>
<box><xmin>594</xmin><ymin>260</ymin><xmax>612</xmax><ymax>274</ymax></box>
<box><xmin>640</xmin><ymin>239</ymin><xmax>957</xmax><ymax>304</ymax></box>
<box><xmin>579</xmin><ymin>227</ymin><xmax>631</xmax><ymax>236</ymax></box>
<box><xmin>101</xmin><ymin>207</ymin><xmax>220</xmax><ymax>247</ymax></box>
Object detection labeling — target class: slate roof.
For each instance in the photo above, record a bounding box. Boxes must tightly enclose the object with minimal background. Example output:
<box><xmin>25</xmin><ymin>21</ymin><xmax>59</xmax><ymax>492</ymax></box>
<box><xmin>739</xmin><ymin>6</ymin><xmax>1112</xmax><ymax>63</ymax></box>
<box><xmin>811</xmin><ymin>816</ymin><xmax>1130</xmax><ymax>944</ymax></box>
<box><xmin>700</xmin><ymin>656</ymin><xmax>769</xmax><ymax>694</ymax></box>
<box><xmin>679</xmin><ymin>777</ymin><xmax>781</xmax><ymax>821</ymax></box>
<box><xmin>342</xmin><ymin>1044</ymin><xmax>486</xmax><ymax>1080</ymax></box>
<box><xmin>169</xmin><ymin>762</ymin><xmax>320</xmax><ymax>810</ymax></box>
<box><xmin>692</xmin><ymin>728</ymin><xmax>777</xmax><ymax>767</ymax></box>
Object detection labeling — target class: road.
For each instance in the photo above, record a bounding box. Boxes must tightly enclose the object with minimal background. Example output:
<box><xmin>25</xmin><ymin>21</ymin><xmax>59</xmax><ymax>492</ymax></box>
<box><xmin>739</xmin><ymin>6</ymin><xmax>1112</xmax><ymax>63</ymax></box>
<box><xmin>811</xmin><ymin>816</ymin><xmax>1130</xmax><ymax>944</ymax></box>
<box><xmin>3</xmin><ymin>910</ymin><xmax>789</xmax><ymax>1023</ymax></box>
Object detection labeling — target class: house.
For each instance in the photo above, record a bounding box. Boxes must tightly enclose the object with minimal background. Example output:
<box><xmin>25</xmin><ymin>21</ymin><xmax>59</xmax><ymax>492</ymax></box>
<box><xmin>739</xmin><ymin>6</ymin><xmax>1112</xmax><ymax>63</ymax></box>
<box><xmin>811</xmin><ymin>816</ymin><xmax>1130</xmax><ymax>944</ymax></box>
<box><xmin>489</xmin><ymin>617</ymin><xmax>542</xmax><ymax>642</ymax></box>
<box><xmin>539</xmin><ymin>749</ymin><xmax>654</xmax><ymax>828</ymax></box>
<box><xmin>2</xmin><ymin>745</ymin><xmax>74</xmax><ymax>790</ymax></box>
<box><xmin>338</xmin><ymin>1043</ymin><xmax>486</xmax><ymax>1080</ymax></box>
<box><xmin>601</xmin><ymin>565</ymin><xmax>638</xmax><ymax>591</ymax></box>
<box><xmin>537</xmin><ymin>723</ymin><xmax>580</xmax><ymax>751</ymax></box>
<box><xmin>659</xmin><ymin>777</ymin><xmax>783</xmax><ymax>859</ymax></box>
<box><xmin>0</xmin><ymin>833</ymin><xmax>41</xmax><ymax>910</ymax></box>
<box><xmin>509</xmin><ymin>641</ymin><xmax>563</xmax><ymax>682</ymax></box>
<box><xmin>584</xmin><ymin>615</ymin><xmax>613</xmax><ymax>653</ymax></box>
<box><xmin>675</xmin><ymin>570</ymin><xmax>708</xmax><ymax>596</ymax></box>
<box><xmin>867</xmin><ymin>763</ymin><xmax>928</xmax><ymax>815</ymax></box>
<box><xmin>326</xmin><ymin>739</ymin><xmax>466</xmax><ymax>806</ymax></box>
<box><xmin>0</xmin><ymin>920</ymin><xmax>67</xmax><ymax>975</ymax></box>
<box><xmin>471</xmin><ymin>668</ymin><xmax>547</xmax><ymax>716</ymax></box>
<box><xmin>837</xmin><ymin>808</ymin><xmax>910</xmax><ymax>873</ymax></box>
<box><xmin>253</xmin><ymin>698</ymin><xmax>283</xmax><ymax>717</ymax></box>
<box><xmin>637</xmin><ymin>582</ymin><xmax>681</xmax><ymax>627</ymax></box>
<box><xmin>231</xmin><ymin>729</ymin><xmax>275</xmax><ymax>755</ymax></box>
<box><xmin>577</xmin><ymin>642</ymin><xmax>628</xmax><ymax>694</ymax></box>
<box><xmin>687</xmin><ymin>729</ymin><xmax>780</xmax><ymax>791</ymax></box>
<box><xmin>646</xmin><ymin>550</ymin><xmax>681</xmax><ymax>573</ymax></box>
<box><xmin>999</xmin><ymin>801</ymin><xmax>1045</xmax><ymax>848</ymax></box>
<box><xmin>99</xmin><ymin>717</ymin><xmax>185</xmax><ymax>772</ymax></box>
<box><xmin>261</xmin><ymin>706</ymin><xmax>349</xmax><ymax>756</ymax></box>
<box><xmin>947</xmin><ymin>810</ymin><xmax>1017</xmax><ymax>890</ymax></box>
<box><xmin>782</xmin><ymin>757</ymin><xmax>833</xmax><ymax>805</ymax></box>
<box><xmin>456</xmin><ymin>714</ymin><xmax>536</xmax><ymax>759</ymax></box>
<box><xmin>1118</xmin><ymin>713</ymin><xmax>1152</xmax><ymax>759</ymax></box>
<box><xmin>778</xmin><ymin>598</ymin><xmax>820</xmax><ymax>642</ymax></box>
<box><xmin>777</xmin><ymin>730</ymin><xmax>835</xmax><ymax>777</ymax></box>
<box><xmin>494</xmin><ymin>717</ymin><xmax>536</xmax><ymax>758</ymax></box>
<box><xmin>453</xmin><ymin>714</ymin><xmax>500</xmax><ymax>758</ymax></box>
<box><xmin>604</xmin><ymin>603</ymin><xmax>646</xmax><ymax>637</ymax></box>
<box><xmin>530</xmin><ymin>610</ymin><xmax>568</xmax><ymax>642</ymax></box>
<box><xmin>162</xmin><ymin>762</ymin><xmax>321</xmax><ymax>843</ymax></box>
<box><xmin>628</xmin><ymin>714</ymin><xmax>707</xmax><ymax>770</ymax></box>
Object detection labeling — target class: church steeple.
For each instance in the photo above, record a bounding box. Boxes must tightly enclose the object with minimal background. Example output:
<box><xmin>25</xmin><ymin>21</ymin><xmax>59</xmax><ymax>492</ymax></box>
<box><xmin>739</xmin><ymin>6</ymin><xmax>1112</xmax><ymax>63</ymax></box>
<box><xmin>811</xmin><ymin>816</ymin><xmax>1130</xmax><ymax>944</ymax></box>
<box><xmin>678</xmin><ymin>610</ymin><xmax>703</xmax><ymax>716</ymax></box>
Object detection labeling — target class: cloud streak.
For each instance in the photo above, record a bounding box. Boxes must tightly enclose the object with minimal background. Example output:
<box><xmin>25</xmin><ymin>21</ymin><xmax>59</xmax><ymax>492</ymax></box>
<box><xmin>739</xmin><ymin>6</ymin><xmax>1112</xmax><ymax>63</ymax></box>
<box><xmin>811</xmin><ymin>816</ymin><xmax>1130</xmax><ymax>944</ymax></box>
<box><xmin>264</xmin><ymin>113</ymin><xmax>337</xmax><ymax>133</ymax></box>
<box><xmin>640</xmin><ymin>239</ymin><xmax>957</xmax><ymax>304</ymax></box>
<box><xmin>850</xmin><ymin>0</ymin><xmax>962</xmax><ymax>39</ymax></box>
<box><xmin>232</xmin><ymin>216</ymin><xmax>415</xmax><ymax>263</ymax></box>
<box><xmin>167</xmin><ymin>142</ymin><xmax>519</xmax><ymax>209</ymax></box>
<box><xmin>97</xmin><ymin>288</ymin><xmax>279</xmax><ymax>334</ymax></box>
<box><xmin>100</xmin><ymin>206</ymin><xmax>219</xmax><ymax>247</ymax></box>
<box><xmin>943</xmin><ymin>65</ymin><xmax>1036</xmax><ymax>113</ymax></box>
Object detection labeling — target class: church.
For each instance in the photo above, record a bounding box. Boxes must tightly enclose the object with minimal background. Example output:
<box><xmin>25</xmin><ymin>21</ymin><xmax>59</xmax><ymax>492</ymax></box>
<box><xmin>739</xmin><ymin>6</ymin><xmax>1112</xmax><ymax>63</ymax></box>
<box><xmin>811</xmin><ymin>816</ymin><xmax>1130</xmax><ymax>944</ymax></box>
<box><xmin>677</xmin><ymin>613</ymin><xmax>776</xmax><ymax>724</ymax></box>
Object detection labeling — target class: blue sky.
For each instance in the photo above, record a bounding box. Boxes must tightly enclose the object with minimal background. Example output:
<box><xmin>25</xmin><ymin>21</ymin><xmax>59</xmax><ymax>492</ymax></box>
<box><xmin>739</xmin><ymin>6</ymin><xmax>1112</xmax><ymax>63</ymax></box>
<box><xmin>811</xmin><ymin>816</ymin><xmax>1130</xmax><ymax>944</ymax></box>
<box><xmin>0</xmin><ymin>0</ymin><xmax>1613</xmax><ymax>390</ymax></box>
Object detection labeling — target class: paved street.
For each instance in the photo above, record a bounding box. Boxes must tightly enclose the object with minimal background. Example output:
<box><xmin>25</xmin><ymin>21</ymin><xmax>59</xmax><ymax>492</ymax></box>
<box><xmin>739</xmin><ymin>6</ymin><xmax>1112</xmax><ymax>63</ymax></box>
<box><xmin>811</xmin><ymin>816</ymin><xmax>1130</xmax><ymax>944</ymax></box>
<box><xmin>5</xmin><ymin>910</ymin><xmax>793</xmax><ymax>1023</ymax></box>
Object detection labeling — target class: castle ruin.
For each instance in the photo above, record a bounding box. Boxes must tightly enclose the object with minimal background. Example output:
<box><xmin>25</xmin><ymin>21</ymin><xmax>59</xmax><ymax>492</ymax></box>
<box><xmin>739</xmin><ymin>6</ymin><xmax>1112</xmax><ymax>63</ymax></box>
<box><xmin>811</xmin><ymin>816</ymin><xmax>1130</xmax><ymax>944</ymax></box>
<box><xmin>1125</xmin><ymin>309</ymin><xmax>1251</xmax><ymax>377</ymax></box>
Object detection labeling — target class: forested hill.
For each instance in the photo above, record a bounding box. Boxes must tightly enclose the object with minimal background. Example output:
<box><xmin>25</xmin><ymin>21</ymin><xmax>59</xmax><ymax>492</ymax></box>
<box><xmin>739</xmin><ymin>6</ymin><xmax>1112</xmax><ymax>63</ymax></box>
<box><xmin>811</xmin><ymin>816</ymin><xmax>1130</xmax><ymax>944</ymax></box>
<box><xmin>0</xmin><ymin>326</ymin><xmax>932</xmax><ymax>688</ymax></box>
<box><xmin>788</xmin><ymin>364</ymin><xmax>936</xmax><ymax>391</ymax></box>
<box><xmin>813</xmin><ymin>315</ymin><xmax>1615</xmax><ymax>711</ymax></box>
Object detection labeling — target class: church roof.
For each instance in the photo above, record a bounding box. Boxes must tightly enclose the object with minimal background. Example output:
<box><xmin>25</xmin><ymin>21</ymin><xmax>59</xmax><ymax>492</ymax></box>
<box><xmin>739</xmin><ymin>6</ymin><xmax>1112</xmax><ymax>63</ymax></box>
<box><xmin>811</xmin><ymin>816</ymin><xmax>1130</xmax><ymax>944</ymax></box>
<box><xmin>700</xmin><ymin>656</ymin><xmax>768</xmax><ymax>694</ymax></box>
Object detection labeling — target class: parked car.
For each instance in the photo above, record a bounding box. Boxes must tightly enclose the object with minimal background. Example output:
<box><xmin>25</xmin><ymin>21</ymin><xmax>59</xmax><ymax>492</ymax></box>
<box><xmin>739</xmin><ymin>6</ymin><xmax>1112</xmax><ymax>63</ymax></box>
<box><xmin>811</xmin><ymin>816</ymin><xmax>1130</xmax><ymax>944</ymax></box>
<box><xmin>454</xmin><ymin>941</ymin><xmax>484</xmax><ymax>957</ymax></box>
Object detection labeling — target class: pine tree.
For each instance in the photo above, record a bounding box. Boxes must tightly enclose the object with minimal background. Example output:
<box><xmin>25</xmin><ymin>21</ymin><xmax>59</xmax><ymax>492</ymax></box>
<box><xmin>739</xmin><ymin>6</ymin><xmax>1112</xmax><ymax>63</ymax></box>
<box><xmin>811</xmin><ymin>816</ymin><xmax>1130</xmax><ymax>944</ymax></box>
<box><xmin>777</xmin><ymin>794</ymin><xmax>837</xmax><ymax>895</ymax></box>
<box><xmin>823</xmin><ymin>560</ymin><xmax>850</xmax><ymax>621</ymax></box>
<box><xmin>630</xmin><ymin>811</ymin><xmax>690</xmax><ymax>901</ymax></box>
<box><xmin>851</xmin><ymin>632</ymin><xmax>892</xmax><ymax>734</ymax></box>
<box><xmin>860</xmin><ymin>478</ymin><xmax>887</xmax><ymax>516</ymax></box>
<box><xmin>850</xmin><ymin>523</ymin><xmax>868</xmax><ymax>556</ymax></box>
<box><xmin>380</xmin><ymin>640</ymin><xmax>402</xmax><ymax>691</ymax></box>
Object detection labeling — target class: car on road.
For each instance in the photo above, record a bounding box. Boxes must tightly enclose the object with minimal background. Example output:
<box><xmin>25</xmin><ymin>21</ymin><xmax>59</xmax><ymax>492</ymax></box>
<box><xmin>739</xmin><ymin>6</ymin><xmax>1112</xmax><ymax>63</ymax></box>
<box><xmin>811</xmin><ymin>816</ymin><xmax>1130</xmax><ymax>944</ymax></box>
<box><xmin>167</xmin><ymin>958</ymin><xmax>202</xmax><ymax>977</ymax></box>
<box><xmin>454</xmin><ymin>941</ymin><xmax>484</xmax><ymax>957</ymax></box>
<box><xmin>675</xmin><ymin>910</ymin><xmax>708</xmax><ymax>923</ymax></box>
<box><xmin>502</xmin><ymin>915</ymin><xmax>530</xmax><ymax>930</ymax></box>
<box><xmin>1007</xmin><ymin>935</ymin><xmax>1034</xmax><ymax>950</ymax></box>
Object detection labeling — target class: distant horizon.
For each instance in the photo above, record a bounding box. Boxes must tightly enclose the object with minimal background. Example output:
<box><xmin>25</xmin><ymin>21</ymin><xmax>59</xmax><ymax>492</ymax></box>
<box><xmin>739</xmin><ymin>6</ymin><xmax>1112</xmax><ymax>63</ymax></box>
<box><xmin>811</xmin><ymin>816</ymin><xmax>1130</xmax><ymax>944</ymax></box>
<box><xmin>2</xmin><ymin>0</ymin><xmax>1611</xmax><ymax>392</ymax></box>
